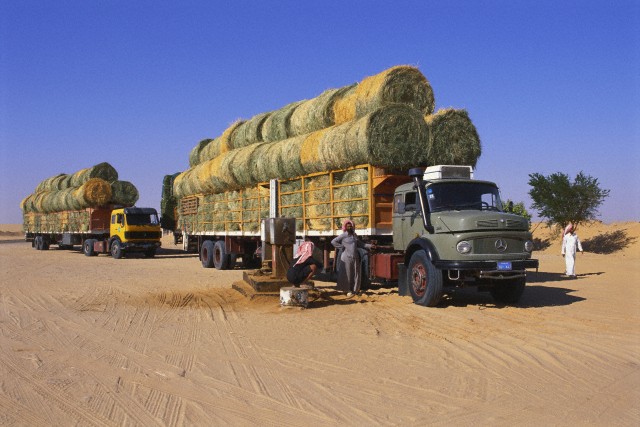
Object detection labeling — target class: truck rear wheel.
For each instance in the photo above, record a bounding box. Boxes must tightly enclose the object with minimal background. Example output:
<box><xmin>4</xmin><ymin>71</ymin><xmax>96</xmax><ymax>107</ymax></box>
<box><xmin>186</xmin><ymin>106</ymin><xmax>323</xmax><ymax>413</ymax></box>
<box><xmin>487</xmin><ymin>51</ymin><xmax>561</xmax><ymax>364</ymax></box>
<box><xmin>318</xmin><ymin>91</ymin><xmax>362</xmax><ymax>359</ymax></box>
<box><xmin>201</xmin><ymin>240</ymin><xmax>215</xmax><ymax>268</ymax></box>
<box><xmin>407</xmin><ymin>250</ymin><xmax>443</xmax><ymax>307</ymax></box>
<box><xmin>34</xmin><ymin>236</ymin><xmax>42</xmax><ymax>250</ymax></box>
<box><xmin>110</xmin><ymin>239</ymin><xmax>123</xmax><ymax>259</ymax></box>
<box><xmin>83</xmin><ymin>239</ymin><xmax>96</xmax><ymax>256</ymax></box>
<box><xmin>213</xmin><ymin>241</ymin><xmax>229</xmax><ymax>270</ymax></box>
<box><xmin>490</xmin><ymin>277</ymin><xmax>526</xmax><ymax>304</ymax></box>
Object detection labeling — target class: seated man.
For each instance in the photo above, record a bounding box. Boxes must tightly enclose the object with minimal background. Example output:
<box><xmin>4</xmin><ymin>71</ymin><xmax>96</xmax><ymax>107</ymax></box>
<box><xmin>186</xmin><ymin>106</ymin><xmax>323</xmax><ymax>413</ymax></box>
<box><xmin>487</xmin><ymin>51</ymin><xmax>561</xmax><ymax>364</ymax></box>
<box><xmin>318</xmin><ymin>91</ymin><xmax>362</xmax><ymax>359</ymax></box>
<box><xmin>286</xmin><ymin>241</ymin><xmax>322</xmax><ymax>286</ymax></box>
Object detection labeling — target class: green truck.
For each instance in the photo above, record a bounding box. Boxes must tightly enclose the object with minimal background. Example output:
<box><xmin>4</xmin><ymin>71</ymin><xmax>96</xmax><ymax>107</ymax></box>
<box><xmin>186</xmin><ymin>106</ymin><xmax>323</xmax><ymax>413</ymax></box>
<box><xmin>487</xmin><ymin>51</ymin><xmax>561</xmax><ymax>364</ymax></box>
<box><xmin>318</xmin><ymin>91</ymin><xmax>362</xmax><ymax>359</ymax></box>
<box><xmin>165</xmin><ymin>164</ymin><xmax>537</xmax><ymax>306</ymax></box>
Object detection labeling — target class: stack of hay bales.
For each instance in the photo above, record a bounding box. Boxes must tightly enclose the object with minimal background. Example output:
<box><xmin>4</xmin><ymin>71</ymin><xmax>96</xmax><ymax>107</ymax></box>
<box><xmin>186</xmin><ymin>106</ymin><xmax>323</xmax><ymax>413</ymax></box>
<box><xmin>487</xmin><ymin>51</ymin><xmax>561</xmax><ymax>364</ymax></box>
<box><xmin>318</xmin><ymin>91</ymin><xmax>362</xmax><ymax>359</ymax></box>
<box><xmin>21</xmin><ymin>162</ymin><xmax>140</xmax><ymax>214</ymax></box>
<box><xmin>172</xmin><ymin>65</ymin><xmax>482</xmax><ymax>231</ymax></box>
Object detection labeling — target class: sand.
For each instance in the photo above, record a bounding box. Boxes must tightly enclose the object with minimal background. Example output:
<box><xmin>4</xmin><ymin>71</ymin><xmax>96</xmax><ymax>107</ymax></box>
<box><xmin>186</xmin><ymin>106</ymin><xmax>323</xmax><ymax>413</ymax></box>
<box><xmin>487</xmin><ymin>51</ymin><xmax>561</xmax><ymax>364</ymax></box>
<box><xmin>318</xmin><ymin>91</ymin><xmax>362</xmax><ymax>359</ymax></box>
<box><xmin>0</xmin><ymin>222</ymin><xmax>638</xmax><ymax>425</ymax></box>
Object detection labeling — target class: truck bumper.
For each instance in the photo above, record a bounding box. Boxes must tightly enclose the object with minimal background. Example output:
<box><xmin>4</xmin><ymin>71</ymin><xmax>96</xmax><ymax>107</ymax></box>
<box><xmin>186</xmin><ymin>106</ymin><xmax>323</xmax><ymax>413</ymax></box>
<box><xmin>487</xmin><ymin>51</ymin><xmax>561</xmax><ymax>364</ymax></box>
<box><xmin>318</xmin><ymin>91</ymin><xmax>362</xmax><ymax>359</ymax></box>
<box><xmin>122</xmin><ymin>241</ymin><xmax>162</xmax><ymax>252</ymax></box>
<box><xmin>433</xmin><ymin>259</ymin><xmax>539</xmax><ymax>271</ymax></box>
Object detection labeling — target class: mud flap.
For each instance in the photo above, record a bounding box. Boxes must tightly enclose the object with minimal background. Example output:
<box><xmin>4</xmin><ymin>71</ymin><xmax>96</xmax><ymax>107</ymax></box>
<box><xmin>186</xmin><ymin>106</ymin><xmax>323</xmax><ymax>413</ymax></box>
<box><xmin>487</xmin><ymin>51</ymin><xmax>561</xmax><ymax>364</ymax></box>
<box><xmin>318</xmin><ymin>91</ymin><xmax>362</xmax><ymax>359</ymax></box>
<box><xmin>397</xmin><ymin>263</ymin><xmax>409</xmax><ymax>296</ymax></box>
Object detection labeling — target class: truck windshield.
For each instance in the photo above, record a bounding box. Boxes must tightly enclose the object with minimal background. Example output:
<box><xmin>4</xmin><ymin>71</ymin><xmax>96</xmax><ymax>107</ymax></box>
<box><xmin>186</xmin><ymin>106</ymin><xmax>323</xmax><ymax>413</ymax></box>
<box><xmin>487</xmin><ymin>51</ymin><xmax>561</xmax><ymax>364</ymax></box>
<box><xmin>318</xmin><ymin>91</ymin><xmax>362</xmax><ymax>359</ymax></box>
<box><xmin>426</xmin><ymin>182</ymin><xmax>503</xmax><ymax>213</ymax></box>
<box><xmin>126</xmin><ymin>213</ymin><xmax>160</xmax><ymax>226</ymax></box>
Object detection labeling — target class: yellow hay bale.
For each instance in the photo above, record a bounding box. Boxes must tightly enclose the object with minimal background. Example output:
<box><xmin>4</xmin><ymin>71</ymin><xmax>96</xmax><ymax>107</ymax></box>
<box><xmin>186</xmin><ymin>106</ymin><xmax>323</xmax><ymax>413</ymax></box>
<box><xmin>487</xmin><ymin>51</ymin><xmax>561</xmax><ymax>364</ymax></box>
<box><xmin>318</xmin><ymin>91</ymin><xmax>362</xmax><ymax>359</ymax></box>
<box><xmin>299</xmin><ymin>131</ymin><xmax>324</xmax><ymax>172</ymax></box>
<box><xmin>195</xmin><ymin>120</ymin><xmax>245</xmax><ymax>165</ymax></box>
<box><xmin>334</xmin><ymin>65</ymin><xmax>435</xmax><ymax>125</ymax></box>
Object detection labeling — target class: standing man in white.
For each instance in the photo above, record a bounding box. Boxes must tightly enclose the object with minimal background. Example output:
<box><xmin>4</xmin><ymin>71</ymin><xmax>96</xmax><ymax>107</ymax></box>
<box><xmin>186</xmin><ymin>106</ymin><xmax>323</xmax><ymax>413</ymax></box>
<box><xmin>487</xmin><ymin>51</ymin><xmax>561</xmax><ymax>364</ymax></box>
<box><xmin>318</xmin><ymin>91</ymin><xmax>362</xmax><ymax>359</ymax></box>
<box><xmin>561</xmin><ymin>223</ymin><xmax>583</xmax><ymax>277</ymax></box>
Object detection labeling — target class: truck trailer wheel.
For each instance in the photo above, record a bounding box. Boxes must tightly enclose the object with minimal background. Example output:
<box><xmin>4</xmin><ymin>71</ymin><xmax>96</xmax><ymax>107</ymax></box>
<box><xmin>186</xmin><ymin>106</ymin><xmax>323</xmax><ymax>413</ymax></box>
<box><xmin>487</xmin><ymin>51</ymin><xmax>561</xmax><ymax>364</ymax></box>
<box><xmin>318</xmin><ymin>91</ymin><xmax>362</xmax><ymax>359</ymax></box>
<box><xmin>407</xmin><ymin>250</ymin><xmax>443</xmax><ymax>307</ymax></box>
<box><xmin>83</xmin><ymin>239</ymin><xmax>96</xmax><ymax>256</ymax></box>
<box><xmin>110</xmin><ymin>239</ymin><xmax>123</xmax><ymax>259</ymax></box>
<box><xmin>201</xmin><ymin>240</ymin><xmax>215</xmax><ymax>268</ymax></box>
<box><xmin>34</xmin><ymin>236</ymin><xmax>42</xmax><ymax>250</ymax></box>
<box><xmin>490</xmin><ymin>277</ymin><xmax>526</xmax><ymax>304</ymax></box>
<box><xmin>213</xmin><ymin>241</ymin><xmax>229</xmax><ymax>270</ymax></box>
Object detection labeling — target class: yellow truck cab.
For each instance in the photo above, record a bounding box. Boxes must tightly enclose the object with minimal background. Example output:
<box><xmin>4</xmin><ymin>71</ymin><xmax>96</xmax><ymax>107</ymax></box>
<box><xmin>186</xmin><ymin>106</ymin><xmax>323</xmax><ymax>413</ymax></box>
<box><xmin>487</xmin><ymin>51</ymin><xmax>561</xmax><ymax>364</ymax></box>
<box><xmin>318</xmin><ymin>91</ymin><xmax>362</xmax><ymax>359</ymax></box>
<box><xmin>107</xmin><ymin>207</ymin><xmax>162</xmax><ymax>258</ymax></box>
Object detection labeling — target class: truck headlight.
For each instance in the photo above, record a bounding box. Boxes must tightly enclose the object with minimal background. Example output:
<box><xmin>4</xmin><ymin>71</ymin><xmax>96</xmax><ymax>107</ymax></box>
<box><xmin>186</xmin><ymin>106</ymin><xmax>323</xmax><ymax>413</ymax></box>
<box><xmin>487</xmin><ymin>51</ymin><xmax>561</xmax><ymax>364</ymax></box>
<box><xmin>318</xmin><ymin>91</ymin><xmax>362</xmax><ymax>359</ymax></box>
<box><xmin>524</xmin><ymin>240</ymin><xmax>534</xmax><ymax>252</ymax></box>
<box><xmin>457</xmin><ymin>241</ymin><xmax>471</xmax><ymax>254</ymax></box>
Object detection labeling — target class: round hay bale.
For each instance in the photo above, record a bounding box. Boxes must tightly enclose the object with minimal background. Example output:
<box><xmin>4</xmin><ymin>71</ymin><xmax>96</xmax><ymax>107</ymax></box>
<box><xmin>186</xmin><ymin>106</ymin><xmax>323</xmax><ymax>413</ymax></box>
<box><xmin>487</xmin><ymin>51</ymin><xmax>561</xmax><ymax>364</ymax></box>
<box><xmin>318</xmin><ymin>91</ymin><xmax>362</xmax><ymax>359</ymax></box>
<box><xmin>424</xmin><ymin>109</ymin><xmax>482</xmax><ymax>167</ymax></box>
<box><xmin>197</xmin><ymin>120</ymin><xmax>245</xmax><ymax>165</ymax></box>
<box><xmin>189</xmin><ymin>138</ymin><xmax>214</xmax><ymax>167</ymax></box>
<box><xmin>332</xmin><ymin>85</ymin><xmax>358</xmax><ymax>126</ymax></box>
<box><xmin>69</xmin><ymin>162</ymin><xmax>118</xmax><ymax>187</ymax></box>
<box><xmin>81</xmin><ymin>178</ymin><xmax>112</xmax><ymax>206</ymax></box>
<box><xmin>261</xmin><ymin>101</ymin><xmax>304</xmax><ymax>142</ymax></box>
<box><xmin>110</xmin><ymin>181</ymin><xmax>139</xmax><ymax>206</ymax></box>
<box><xmin>315</xmin><ymin>103</ymin><xmax>430</xmax><ymax>172</ymax></box>
<box><xmin>230</xmin><ymin>112</ymin><xmax>271</xmax><ymax>149</ymax></box>
<box><xmin>35</xmin><ymin>174</ymin><xmax>69</xmax><ymax>193</ymax></box>
<box><xmin>300</xmin><ymin>131</ymin><xmax>324</xmax><ymax>173</ymax></box>
<box><xmin>289</xmin><ymin>85</ymin><xmax>356</xmax><ymax>136</ymax></box>
<box><xmin>334</xmin><ymin>66</ymin><xmax>435</xmax><ymax>124</ymax></box>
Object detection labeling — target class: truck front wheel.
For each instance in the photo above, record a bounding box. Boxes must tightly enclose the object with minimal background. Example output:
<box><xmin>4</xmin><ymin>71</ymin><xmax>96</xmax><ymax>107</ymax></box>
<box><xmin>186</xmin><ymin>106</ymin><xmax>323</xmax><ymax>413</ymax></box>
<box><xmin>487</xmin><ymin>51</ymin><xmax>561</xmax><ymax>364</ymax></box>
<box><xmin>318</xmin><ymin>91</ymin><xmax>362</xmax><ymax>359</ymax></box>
<box><xmin>83</xmin><ymin>239</ymin><xmax>96</xmax><ymax>256</ymax></box>
<box><xmin>201</xmin><ymin>240</ymin><xmax>215</xmax><ymax>268</ymax></box>
<box><xmin>110</xmin><ymin>239</ymin><xmax>123</xmax><ymax>259</ymax></box>
<box><xmin>490</xmin><ymin>277</ymin><xmax>526</xmax><ymax>305</ymax></box>
<box><xmin>407</xmin><ymin>250</ymin><xmax>443</xmax><ymax>307</ymax></box>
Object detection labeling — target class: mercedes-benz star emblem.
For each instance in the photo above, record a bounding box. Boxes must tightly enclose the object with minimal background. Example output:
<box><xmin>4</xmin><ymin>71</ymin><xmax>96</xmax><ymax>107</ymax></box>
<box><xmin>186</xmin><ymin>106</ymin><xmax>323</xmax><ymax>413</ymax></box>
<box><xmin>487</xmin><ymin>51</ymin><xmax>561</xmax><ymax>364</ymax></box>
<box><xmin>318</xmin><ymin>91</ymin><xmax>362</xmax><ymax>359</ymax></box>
<box><xmin>495</xmin><ymin>239</ymin><xmax>507</xmax><ymax>252</ymax></box>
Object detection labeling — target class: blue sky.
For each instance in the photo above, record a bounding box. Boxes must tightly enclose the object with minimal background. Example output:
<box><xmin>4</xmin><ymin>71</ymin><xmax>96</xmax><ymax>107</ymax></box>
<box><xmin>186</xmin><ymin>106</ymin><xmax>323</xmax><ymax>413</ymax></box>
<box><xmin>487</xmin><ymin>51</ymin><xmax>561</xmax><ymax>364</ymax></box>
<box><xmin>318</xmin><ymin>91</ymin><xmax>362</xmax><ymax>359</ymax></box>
<box><xmin>1</xmin><ymin>1</ymin><xmax>638</xmax><ymax>224</ymax></box>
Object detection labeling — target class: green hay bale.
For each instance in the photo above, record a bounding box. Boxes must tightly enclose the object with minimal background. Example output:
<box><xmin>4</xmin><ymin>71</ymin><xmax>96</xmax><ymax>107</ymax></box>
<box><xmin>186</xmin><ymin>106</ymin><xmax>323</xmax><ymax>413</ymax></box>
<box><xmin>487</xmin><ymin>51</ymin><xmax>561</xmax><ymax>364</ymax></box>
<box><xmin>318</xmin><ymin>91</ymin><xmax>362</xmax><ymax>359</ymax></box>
<box><xmin>304</xmin><ymin>103</ymin><xmax>430</xmax><ymax>174</ymax></box>
<box><xmin>189</xmin><ymin>138</ymin><xmax>214</xmax><ymax>167</ymax></box>
<box><xmin>333</xmin><ymin>65</ymin><xmax>435</xmax><ymax>124</ymax></box>
<box><xmin>333</xmin><ymin>168</ymin><xmax>368</xmax><ymax>186</ymax></box>
<box><xmin>424</xmin><ymin>108</ymin><xmax>482</xmax><ymax>167</ymax></box>
<box><xmin>110</xmin><ymin>181</ymin><xmax>139</xmax><ymax>206</ymax></box>
<box><xmin>35</xmin><ymin>174</ymin><xmax>72</xmax><ymax>193</ymax></box>
<box><xmin>289</xmin><ymin>85</ymin><xmax>356</xmax><ymax>136</ymax></box>
<box><xmin>160</xmin><ymin>173</ymin><xmax>180</xmax><ymax>230</ymax></box>
<box><xmin>261</xmin><ymin>101</ymin><xmax>304</xmax><ymax>142</ymax></box>
<box><xmin>230</xmin><ymin>112</ymin><xmax>271</xmax><ymax>149</ymax></box>
<box><xmin>69</xmin><ymin>162</ymin><xmax>118</xmax><ymax>187</ymax></box>
<box><xmin>257</xmin><ymin>135</ymin><xmax>306</xmax><ymax>180</ymax></box>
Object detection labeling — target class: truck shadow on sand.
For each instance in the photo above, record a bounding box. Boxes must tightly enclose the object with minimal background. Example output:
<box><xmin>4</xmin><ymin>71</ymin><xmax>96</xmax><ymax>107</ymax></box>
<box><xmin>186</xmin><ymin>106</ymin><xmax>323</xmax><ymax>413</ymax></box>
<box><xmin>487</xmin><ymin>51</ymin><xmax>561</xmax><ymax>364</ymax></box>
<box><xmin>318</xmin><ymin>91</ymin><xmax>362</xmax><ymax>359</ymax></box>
<box><xmin>534</xmin><ymin>229</ymin><xmax>635</xmax><ymax>254</ymax></box>
<box><xmin>434</xmin><ymin>283</ymin><xmax>585</xmax><ymax>309</ymax></box>
<box><xmin>156</xmin><ymin>248</ymin><xmax>199</xmax><ymax>258</ymax></box>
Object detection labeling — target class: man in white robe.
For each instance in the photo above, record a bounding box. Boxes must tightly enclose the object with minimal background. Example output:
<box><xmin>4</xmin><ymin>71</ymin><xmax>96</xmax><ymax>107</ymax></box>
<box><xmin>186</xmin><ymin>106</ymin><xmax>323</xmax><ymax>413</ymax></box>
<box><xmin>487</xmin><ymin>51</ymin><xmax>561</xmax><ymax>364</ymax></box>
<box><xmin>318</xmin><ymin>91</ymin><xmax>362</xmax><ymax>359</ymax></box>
<box><xmin>561</xmin><ymin>223</ymin><xmax>583</xmax><ymax>277</ymax></box>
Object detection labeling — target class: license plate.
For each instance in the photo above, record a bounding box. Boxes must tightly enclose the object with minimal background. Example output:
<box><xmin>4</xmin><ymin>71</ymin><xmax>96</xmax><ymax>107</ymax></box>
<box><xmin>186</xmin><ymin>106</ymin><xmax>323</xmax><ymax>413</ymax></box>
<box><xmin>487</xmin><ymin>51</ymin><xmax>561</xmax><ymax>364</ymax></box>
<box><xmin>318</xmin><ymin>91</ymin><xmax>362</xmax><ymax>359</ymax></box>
<box><xmin>497</xmin><ymin>261</ymin><xmax>512</xmax><ymax>271</ymax></box>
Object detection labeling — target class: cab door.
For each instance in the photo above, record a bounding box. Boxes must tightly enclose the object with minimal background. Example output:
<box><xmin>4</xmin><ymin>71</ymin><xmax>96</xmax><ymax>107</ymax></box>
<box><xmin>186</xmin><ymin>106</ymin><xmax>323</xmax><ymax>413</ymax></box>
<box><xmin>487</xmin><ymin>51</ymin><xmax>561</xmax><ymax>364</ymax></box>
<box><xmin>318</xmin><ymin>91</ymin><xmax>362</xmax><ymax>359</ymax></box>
<box><xmin>400</xmin><ymin>190</ymin><xmax>423</xmax><ymax>245</ymax></box>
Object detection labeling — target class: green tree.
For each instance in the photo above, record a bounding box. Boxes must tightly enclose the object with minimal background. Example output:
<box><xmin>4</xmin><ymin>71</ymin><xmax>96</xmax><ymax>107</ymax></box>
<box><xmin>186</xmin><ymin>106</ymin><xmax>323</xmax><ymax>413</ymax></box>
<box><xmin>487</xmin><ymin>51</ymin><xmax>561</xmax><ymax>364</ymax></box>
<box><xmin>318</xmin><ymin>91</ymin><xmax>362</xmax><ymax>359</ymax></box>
<box><xmin>503</xmin><ymin>199</ymin><xmax>532</xmax><ymax>222</ymax></box>
<box><xmin>528</xmin><ymin>171</ymin><xmax>609</xmax><ymax>230</ymax></box>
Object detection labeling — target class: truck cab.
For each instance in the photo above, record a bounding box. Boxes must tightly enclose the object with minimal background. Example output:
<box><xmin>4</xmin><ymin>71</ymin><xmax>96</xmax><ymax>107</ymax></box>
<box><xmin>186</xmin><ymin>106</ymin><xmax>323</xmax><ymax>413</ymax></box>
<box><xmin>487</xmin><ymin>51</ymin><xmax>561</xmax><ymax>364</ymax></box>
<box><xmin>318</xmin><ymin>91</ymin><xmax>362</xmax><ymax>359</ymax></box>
<box><xmin>393</xmin><ymin>165</ymin><xmax>538</xmax><ymax>306</ymax></box>
<box><xmin>107</xmin><ymin>207</ymin><xmax>162</xmax><ymax>258</ymax></box>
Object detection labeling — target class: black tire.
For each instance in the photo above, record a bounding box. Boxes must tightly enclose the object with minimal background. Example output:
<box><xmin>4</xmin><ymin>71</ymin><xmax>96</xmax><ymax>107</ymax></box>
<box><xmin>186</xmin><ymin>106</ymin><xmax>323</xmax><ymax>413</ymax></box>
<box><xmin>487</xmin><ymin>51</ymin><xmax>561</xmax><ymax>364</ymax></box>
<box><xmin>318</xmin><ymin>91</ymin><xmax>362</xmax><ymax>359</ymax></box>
<box><xmin>34</xmin><ymin>236</ymin><xmax>42</xmax><ymax>250</ymax></box>
<box><xmin>407</xmin><ymin>250</ymin><xmax>443</xmax><ymax>307</ymax></box>
<box><xmin>110</xmin><ymin>239</ymin><xmax>123</xmax><ymax>259</ymax></box>
<box><xmin>145</xmin><ymin>249</ymin><xmax>156</xmax><ymax>258</ymax></box>
<box><xmin>201</xmin><ymin>240</ymin><xmax>215</xmax><ymax>268</ymax></box>
<box><xmin>83</xmin><ymin>239</ymin><xmax>96</xmax><ymax>257</ymax></box>
<box><xmin>41</xmin><ymin>238</ymin><xmax>50</xmax><ymax>250</ymax></box>
<box><xmin>490</xmin><ymin>277</ymin><xmax>526</xmax><ymax>304</ymax></box>
<box><xmin>213</xmin><ymin>240</ymin><xmax>229</xmax><ymax>270</ymax></box>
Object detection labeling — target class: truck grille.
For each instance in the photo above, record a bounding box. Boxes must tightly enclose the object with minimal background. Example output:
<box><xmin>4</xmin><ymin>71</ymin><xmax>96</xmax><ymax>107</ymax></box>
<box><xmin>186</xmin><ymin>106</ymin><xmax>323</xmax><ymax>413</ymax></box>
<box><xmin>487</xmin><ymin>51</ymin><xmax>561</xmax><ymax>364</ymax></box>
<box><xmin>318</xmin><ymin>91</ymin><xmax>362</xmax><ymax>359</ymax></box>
<box><xmin>125</xmin><ymin>231</ymin><xmax>161</xmax><ymax>240</ymax></box>
<box><xmin>476</xmin><ymin>219</ymin><xmax>525</xmax><ymax>229</ymax></box>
